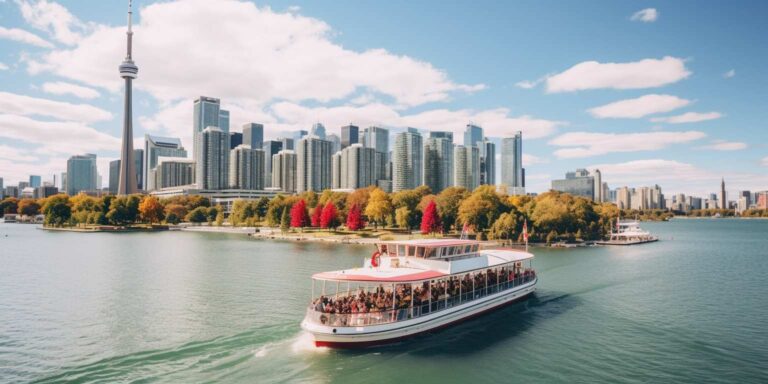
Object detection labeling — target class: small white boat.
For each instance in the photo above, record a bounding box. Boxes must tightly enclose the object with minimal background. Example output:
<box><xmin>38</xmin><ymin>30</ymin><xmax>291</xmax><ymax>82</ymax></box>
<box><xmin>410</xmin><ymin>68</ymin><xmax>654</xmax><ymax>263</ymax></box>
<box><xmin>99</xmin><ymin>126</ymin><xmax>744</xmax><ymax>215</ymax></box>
<box><xmin>301</xmin><ymin>239</ymin><xmax>536</xmax><ymax>348</ymax></box>
<box><xmin>596</xmin><ymin>220</ymin><xmax>658</xmax><ymax>245</ymax></box>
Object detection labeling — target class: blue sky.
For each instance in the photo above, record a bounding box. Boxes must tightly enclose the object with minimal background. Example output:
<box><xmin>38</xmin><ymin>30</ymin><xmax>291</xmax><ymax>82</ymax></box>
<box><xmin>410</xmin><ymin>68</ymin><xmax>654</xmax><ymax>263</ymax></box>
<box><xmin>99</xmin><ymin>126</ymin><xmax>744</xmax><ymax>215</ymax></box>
<box><xmin>0</xmin><ymin>0</ymin><xmax>766</xmax><ymax>196</ymax></box>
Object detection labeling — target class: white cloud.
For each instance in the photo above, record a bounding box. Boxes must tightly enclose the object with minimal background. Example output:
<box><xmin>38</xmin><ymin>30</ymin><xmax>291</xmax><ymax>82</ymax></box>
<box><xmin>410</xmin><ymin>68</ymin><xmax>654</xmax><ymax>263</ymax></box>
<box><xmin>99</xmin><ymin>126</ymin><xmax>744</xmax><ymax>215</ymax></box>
<box><xmin>27</xmin><ymin>0</ymin><xmax>484</xmax><ymax>107</ymax></box>
<box><xmin>0</xmin><ymin>114</ymin><xmax>119</xmax><ymax>155</ymax></box>
<box><xmin>15</xmin><ymin>0</ymin><xmax>86</xmax><ymax>45</ymax></box>
<box><xmin>0</xmin><ymin>62</ymin><xmax>8</xmax><ymax>70</ymax></box>
<box><xmin>522</xmin><ymin>153</ymin><xmax>547</xmax><ymax>165</ymax></box>
<box><xmin>697</xmin><ymin>140</ymin><xmax>747</xmax><ymax>151</ymax></box>
<box><xmin>0</xmin><ymin>144</ymin><xmax>39</xmax><ymax>162</ymax></box>
<box><xmin>0</xmin><ymin>25</ymin><xmax>53</xmax><ymax>48</ymax></box>
<box><xmin>723</xmin><ymin>69</ymin><xmax>735</xmax><ymax>78</ymax></box>
<box><xmin>515</xmin><ymin>78</ymin><xmax>544</xmax><ymax>90</ymax></box>
<box><xmin>762</xmin><ymin>157</ymin><xmax>768</xmax><ymax>167</ymax></box>
<box><xmin>0</xmin><ymin>91</ymin><xmax>112</xmax><ymax>122</ymax></box>
<box><xmin>650</xmin><ymin>111</ymin><xmax>723</xmax><ymax>124</ymax></box>
<box><xmin>631</xmin><ymin>8</ymin><xmax>658</xmax><ymax>23</ymax></box>
<box><xmin>549</xmin><ymin>130</ymin><xmax>706</xmax><ymax>158</ymax></box>
<box><xmin>41</xmin><ymin>81</ymin><xmax>100</xmax><ymax>99</ymax></box>
<box><xmin>590</xmin><ymin>159</ymin><xmax>766</xmax><ymax>196</ymax></box>
<box><xmin>545</xmin><ymin>57</ymin><xmax>690</xmax><ymax>93</ymax></box>
<box><xmin>588</xmin><ymin>94</ymin><xmax>691</xmax><ymax>119</ymax></box>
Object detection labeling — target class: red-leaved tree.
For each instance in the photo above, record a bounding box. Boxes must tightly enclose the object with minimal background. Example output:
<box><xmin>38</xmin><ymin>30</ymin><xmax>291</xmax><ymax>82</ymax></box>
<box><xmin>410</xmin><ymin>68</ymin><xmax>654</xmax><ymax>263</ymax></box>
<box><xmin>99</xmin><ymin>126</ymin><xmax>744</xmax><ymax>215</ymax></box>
<box><xmin>420</xmin><ymin>200</ymin><xmax>441</xmax><ymax>235</ymax></box>
<box><xmin>346</xmin><ymin>203</ymin><xmax>364</xmax><ymax>231</ymax></box>
<box><xmin>320</xmin><ymin>202</ymin><xmax>339</xmax><ymax>230</ymax></box>
<box><xmin>290</xmin><ymin>199</ymin><xmax>309</xmax><ymax>228</ymax></box>
<box><xmin>311</xmin><ymin>203</ymin><xmax>323</xmax><ymax>227</ymax></box>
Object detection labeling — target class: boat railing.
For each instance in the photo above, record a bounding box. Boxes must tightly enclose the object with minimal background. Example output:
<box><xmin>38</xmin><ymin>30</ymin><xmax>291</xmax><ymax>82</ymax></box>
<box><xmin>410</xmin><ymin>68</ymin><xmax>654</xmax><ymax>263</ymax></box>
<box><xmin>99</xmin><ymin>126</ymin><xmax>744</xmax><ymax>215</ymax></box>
<box><xmin>306</xmin><ymin>274</ymin><xmax>536</xmax><ymax>328</ymax></box>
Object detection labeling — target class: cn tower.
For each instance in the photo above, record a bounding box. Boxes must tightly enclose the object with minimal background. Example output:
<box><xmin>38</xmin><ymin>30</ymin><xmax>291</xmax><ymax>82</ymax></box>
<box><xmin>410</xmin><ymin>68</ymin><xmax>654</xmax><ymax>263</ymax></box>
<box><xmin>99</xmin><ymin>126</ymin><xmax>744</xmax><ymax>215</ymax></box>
<box><xmin>117</xmin><ymin>0</ymin><xmax>139</xmax><ymax>195</ymax></box>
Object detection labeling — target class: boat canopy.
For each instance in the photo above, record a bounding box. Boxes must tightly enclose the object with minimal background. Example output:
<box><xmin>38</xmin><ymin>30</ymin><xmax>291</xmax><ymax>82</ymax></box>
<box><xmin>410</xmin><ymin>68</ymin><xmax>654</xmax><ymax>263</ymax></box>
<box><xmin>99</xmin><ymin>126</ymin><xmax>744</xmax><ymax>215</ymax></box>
<box><xmin>376</xmin><ymin>239</ymin><xmax>482</xmax><ymax>259</ymax></box>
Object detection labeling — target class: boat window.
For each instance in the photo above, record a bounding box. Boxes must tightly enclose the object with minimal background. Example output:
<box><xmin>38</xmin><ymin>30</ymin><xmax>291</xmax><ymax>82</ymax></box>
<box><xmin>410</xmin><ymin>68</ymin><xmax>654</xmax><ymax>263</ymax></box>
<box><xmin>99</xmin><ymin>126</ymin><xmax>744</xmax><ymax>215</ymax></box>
<box><xmin>397</xmin><ymin>245</ymin><xmax>405</xmax><ymax>256</ymax></box>
<box><xmin>465</xmin><ymin>245</ymin><xmax>472</xmax><ymax>254</ymax></box>
<box><xmin>453</xmin><ymin>246</ymin><xmax>461</xmax><ymax>255</ymax></box>
<box><xmin>425</xmin><ymin>247</ymin><xmax>436</xmax><ymax>258</ymax></box>
<box><xmin>416</xmin><ymin>247</ymin><xmax>425</xmax><ymax>258</ymax></box>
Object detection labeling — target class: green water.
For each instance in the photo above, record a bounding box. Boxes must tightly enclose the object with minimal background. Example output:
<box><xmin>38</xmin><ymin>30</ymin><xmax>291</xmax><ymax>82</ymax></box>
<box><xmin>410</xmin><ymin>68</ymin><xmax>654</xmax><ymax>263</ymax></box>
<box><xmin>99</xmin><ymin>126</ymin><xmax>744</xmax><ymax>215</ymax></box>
<box><xmin>1</xmin><ymin>219</ymin><xmax>767</xmax><ymax>383</ymax></box>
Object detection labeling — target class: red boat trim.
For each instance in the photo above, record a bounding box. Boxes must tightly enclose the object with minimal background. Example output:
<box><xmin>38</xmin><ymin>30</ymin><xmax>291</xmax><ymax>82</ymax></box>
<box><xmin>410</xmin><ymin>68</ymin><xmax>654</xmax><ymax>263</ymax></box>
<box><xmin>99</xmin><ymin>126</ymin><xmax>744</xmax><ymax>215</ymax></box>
<box><xmin>313</xmin><ymin>270</ymin><xmax>446</xmax><ymax>282</ymax></box>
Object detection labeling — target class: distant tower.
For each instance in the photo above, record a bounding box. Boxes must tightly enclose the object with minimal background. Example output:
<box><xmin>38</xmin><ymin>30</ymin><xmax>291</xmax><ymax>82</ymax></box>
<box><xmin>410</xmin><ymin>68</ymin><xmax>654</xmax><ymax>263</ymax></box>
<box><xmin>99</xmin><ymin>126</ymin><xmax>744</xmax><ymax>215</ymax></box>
<box><xmin>720</xmin><ymin>178</ymin><xmax>727</xmax><ymax>209</ymax></box>
<box><xmin>117</xmin><ymin>0</ymin><xmax>139</xmax><ymax>195</ymax></box>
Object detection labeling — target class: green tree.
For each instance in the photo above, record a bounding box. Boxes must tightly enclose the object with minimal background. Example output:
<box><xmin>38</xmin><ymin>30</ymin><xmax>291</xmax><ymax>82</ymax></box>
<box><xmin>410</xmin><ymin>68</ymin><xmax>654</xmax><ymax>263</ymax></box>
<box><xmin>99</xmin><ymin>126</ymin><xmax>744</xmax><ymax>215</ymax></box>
<box><xmin>395</xmin><ymin>206</ymin><xmax>410</xmax><ymax>229</ymax></box>
<box><xmin>489</xmin><ymin>211</ymin><xmax>519</xmax><ymax>243</ymax></box>
<box><xmin>457</xmin><ymin>185</ymin><xmax>504</xmax><ymax>232</ymax></box>
<box><xmin>185</xmin><ymin>206</ymin><xmax>208</xmax><ymax>223</ymax></box>
<box><xmin>280</xmin><ymin>206</ymin><xmax>290</xmax><ymax>233</ymax></box>
<box><xmin>435</xmin><ymin>187</ymin><xmax>468</xmax><ymax>232</ymax></box>
<box><xmin>41</xmin><ymin>195</ymin><xmax>71</xmax><ymax>227</ymax></box>
<box><xmin>106</xmin><ymin>195</ymin><xmax>141</xmax><ymax>225</ymax></box>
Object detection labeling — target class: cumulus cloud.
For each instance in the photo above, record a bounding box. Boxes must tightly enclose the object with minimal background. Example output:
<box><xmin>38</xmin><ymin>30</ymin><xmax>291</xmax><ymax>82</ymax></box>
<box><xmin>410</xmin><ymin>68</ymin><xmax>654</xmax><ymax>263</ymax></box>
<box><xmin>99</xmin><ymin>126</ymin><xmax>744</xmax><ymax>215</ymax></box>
<box><xmin>650</xmin><ymin>111</ymin><xmax>722</xmax><ymax>124</ymax></box>
<box><xmin>697</xmin><ymin>140</ymin><xmax>747</xmax><ymax>151</ymax></box>
<box><xmin>42</xmin><ymin>81</ymin><xmax>100</xmax><ymax>99</ymax></box>
<box><xmin>762</xmin><ymin>157</ymin><xmax>768</xmax><ymax>167</ymax></box>
<box><xmin>522</xmin><ymin>153</ymin><xmax>546</xmax><ymax>165</ymax></box>
<box><xmin>631</xmin><ymin>8</ymin><xmax>658</xmax><ymax>23</ymax></box>
<box><xmin>27</xmin><ymin>0</ymin><xmax>484</xmax><ymax>108</ymax></box>
<box><xmin>548</xmin><ymin>130</ymin><xmax>706</xmax><ymax>158</ymax></box>
<box><xmin>545</xmin><ymin>57</ymin><xmax>690</xmax><ymax>93</ymax></box>
<box><xmin>588</xmin><ymin>94</ymin><xmax>691</xmax><ymax>119</ymax></box>
<box><xmin>15</xmin><ymin>0</ymin><xmax>86</xmax><ymax>45</ymax></box>
<box><xmin>0</xmin><ymin>114</ymin><xmax>120</xmax><ymax>155</ymax></box>
<box><xmin>0</xmin><ymin>62</ymin><xmax>8</xmax><ymax>70</ymax></box>
<box><xmin>0</xmin><ymin>91</ymin><xmax>112</xmax><ymax>122</ymax></box>
<box><xmin>723</xmin><ymin>69</ymin><xmax>735</xmax><ymax>78</ymax></box>
<box><xmin>0</xmin><ymin>25</ymin><xmax>53</xmax><ymax>48</ymax></box>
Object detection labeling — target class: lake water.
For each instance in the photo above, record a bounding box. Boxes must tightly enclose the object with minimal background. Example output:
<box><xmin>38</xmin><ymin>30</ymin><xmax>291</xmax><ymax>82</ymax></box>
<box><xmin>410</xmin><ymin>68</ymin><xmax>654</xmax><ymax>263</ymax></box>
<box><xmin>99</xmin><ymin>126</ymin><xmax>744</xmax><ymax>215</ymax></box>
<box><xmin>1</xmin><ymin>219</ymin><xmax>767</xmax><ymax>383</ymax></box>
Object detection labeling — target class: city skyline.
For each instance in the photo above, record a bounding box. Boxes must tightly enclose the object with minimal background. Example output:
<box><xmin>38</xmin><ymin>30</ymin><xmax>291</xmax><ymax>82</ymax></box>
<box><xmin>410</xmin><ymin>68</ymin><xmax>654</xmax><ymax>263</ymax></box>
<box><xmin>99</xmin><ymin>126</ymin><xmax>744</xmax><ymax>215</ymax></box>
<box><xmin>0</xmin><ymin>1</ymin><xmax>766</xmax><ymax>196</ymax></box>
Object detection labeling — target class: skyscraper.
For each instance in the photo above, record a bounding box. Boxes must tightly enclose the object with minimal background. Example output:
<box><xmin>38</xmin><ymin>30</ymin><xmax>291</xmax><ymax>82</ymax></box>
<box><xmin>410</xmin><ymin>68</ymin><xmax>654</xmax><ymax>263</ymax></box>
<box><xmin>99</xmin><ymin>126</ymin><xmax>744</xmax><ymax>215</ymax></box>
<box><xmin>110</xmin><ymin>149</ymin><xmax>146</xmax><ymax>193</ymax></box>
<box><xmin>616</xmin><ymin>186</ymin><xmax>632</xmax><ymax>209</ymax></box>
<box><xmin>109</xmin><ymin>159</ymin><xmax>120</xmax><ymax>194</ymax></box>
<box><xmin>593</xmin><ymin>169</ymin><xmax>603</xmax><ymax>202</ymax></box>
<box><xmin>327</xmin><ymin>133</ymin><xmax>341</xmax><ymax>154</ymax></box>
<box><xmin>424</xmin><ymin>136</ymin><xmax>453</xmax><ymax>193</ymax></box>
<box><xmin>392</xmin><ymin>128</ymin><xmax>423</xmax><ymax>191</ymax></box>
<box><xmin>29</xmin><ymin>175</ymin><xmax>41</xmax><ymax>188</ymax></box>
<box><xmin>481</xmin><ymin>139</ymin><xmax>495</xmax><ymax>186</ymax></box>
<box><xmin>149</xmin><ymin>158</ymin><xmax>195</xmax><ymax>190</ymax></box>
<box><xmin>272</xmin><ymin>150</ymin><xmax>297</xmax><ymax>193</ymax></box>
<box><xmin>296</xmin><ymin>135</ymin><xmax>333</xmax><ymax>193</ymax></box>
<box><xmin>200</xmin><ymin>127</ymin><xmax>229</xmax><ymax>190</ymax></box>
<box><xmin>262</xmin><ymin>140</ymin><xmax>283</xmax><ymax>188</ymax></box>
<box><xmin>454</xmin><ymin>145</ymin><xmax>480</xmax><ymax>191</ymax></box>
<box><xmin>310</xmin><ymin>123</ymin><xmax>326</xmax><ymax>139</ymax></box>
<box><xmin>66</xmin><ymin>154</ymin><xmax>97</xmax><ymax>195</ymax></box>
<box><xmin>229</xmin><ymin>145</ymin><xmax>265</xmax><ymax>190</ymax></box>
<box><xmin>720</xmin><ymin>178</ymin><xmax>727</xmax><ymax>209</ymax></box>
<box><xmin>463</xmin><ymin>124</ymin><xmax>484</xmax><ymax>155</ymax></box>
<box><xmin>333</xmin><ymin>143</ymin><xmax>376</xmax><ymax>190</ymax></box>
<box><xmin>341</xmin><ymin>124</ymin><xmax>359</xmax><ymax>149</ymax></box>
<box><xmin>144</xmin><ymin>134</ymin><xmax>187</xmax><ymax>190</ymax></box>
<box><xmin>117</xmin><ymin>0</ymin><xmax>139</xmax><ymax>195</ymax></box>
<box><xmin>193</xmin><ymin>96</ymin><xmax>221</xmax><ymax>188</ymax></box>
<box><xmin>430</xmin><ymin>131</ymin><xmax>453</xmax><ymax>141</ymax></box>
<box><xmin>229</xmin><ymin>132</ymin><xmax>243</xmax><ymax>149</ymax></box>
<box><xmin>501</xmin><ymin>132</ymin><xmax>523</xmax><ymax>194</ymax></box>
<box><xmin>219</xmin><ymin>110</ymin><xmax>230</xmax><ymax>133</ymax></box>
<box><xmin>362</xmin><ymin>126</ymin><xmax>389</xmax><ymax>182</ymax></box>
<box><xmin>242</xmin><ymin>123</ymin><xmax>264</xmax><ymax>149</ymax></box>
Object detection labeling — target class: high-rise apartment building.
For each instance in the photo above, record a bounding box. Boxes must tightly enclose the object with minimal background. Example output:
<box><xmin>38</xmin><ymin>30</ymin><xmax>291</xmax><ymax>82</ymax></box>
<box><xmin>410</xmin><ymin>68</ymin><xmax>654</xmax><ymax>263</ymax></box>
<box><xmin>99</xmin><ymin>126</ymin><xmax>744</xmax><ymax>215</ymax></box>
<box><xmin>66</xmin><ymin>154</ymin><xmax>98</xmax><ymax>195</ymax></box>
<box><xmin>362</xmin><ymin>126</ymin><xmax>389</xmax><ymax>183</ymax></box>
<box><xmin>463</xmin><ymin>124</ymin><xmax>484</xmax><ymax>155</ymax></box>
<box><xmin>200</xmin><ymin>127</ymin><xmax>229</xmax><ymax>190</ymax></box>
<box><xmin>332</xmin><ymin>144</ymin><xmax>376</xmax><ymax>190</ymax></box>
<box><xmin>144</xmin><ymin>135</ymin><xmax>187</xmax><ymax>190</ymax></box>
<box><xmin>149</xmin><ymin>158</ymin><xmax>195</xmax><ymax>189</ymax></box>
<box><xmin>593</xmin><ymin>169</ymin><xmax>603</xmax><ymax>202</ymax></box>
<box><xmin>296</xmin><ymin>135</ymin><xmax>333</xmax><ymax>193</ymax></box>
<box><xmin>423</xmin><ymin>136</ymin><xmax>453</xmax><ymax>193</ymax></box>
<box><xmin>616</xmin><ymin>187</ymin><xmax>632</xmax><ymax>209</ymax></box>
<box><xmin>193</xmin><ymin>96</ymin><xmax>222</xmax><ymax>188</ymax></box>
<box><xmin>501</xmin><ymin>132</ymin><xmax>524</xmax><ymax>194</ymax></box>
<box><xmin>392</xmin><ymin>128</ymin><xmax>423</xmax><ymax>191</ymax></box>
<box><xmin>229</xmin><ymin>132</ymin><xmax>243</xmax><ymax>149</ymax></box>
<box><xmin>29</xmin><ymin>175</ymin><xmax>41</xmax><ymax>188</ymax></box>
<box><xmin>229</xmin><ymin>145</ymin><xmax>265</xmax><ymax>190</ymax></box>
<box><xmin>242</xmin><ymin>123</ymin><xmax>264</xmax><ymax>149</ymax></box>
<box><xmin>310</xmin><ymin>123</ymin><xmax>326</xmax><ymax>139</ymax></box>
<box><xmin>272</xmin><ymin>150</ymin><xmax>297</xmax><ymax>193</ymax></box>
<box><xmin>481</xmin><ymin>139</ymin><xmax>496</xmax><ymax>186</ymax></box>
<box><xmin>341</xmin><ymin>124</ymin><xmax>359</xmax><ymax>149</ymax></box>
<box><xmin>551</xmin><ymin>169</ymin><xmax>595</xmax><ymax>200</ymax></box>
<box><xmin>327</xmin><ymin>133</ymin><xmax>341</xmax><ymax>154</ymax></box>
<box><xmin>454</xmin><ymin>145</ymin><xmax>480</xmax><ymax>191</ymax></box>
<box><xmin>262</xmin><ymin>140</ymin><xmax>283</xmax><ymax>189</ymax></box>
<box><xmin>430</xmin><ymin>131</ymin><xmax>453</xmax><ymax>141</ymax></box>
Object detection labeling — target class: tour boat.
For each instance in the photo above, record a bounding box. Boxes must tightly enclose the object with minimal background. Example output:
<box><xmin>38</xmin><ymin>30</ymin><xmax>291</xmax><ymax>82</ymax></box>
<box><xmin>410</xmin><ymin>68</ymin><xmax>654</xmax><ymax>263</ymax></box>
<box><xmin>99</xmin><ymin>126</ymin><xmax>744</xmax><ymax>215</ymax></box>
<box><xmin>596</xmin><ymin>219</ymin><xmax>658</xmax><ymax>245</ymax></box>
<box><xmin>301</xmin><ymin>239</ymin><xmax>537</xmax><ymax>348</ymax></box>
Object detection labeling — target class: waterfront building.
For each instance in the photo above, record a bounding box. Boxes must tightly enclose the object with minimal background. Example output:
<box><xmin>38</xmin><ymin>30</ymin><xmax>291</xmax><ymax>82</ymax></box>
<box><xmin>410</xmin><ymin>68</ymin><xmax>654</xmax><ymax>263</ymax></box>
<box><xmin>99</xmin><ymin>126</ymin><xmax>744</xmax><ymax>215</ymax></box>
<box><xmin>272</xmin><ymin>150</ymin><xmax>297</xmax><ymax>193</ymax></box>
<box><xmin>4</xmin><ymin>186</ymin><xmax>19</xmax><ymax>199</ymax></box>
<box><xmin>296</xmin><ymin>135</ymin><xmax>333</xmax><ymax>193</ymax></box>
<box><xmin>310</xmin><ymin>123</ymin><xmax>327</xmax><ymax>139</ymax></box>
<box><xmin>362</xmin><ymin>126</ymin><xmax>390</xmax><ymax>183</ymax></box>
<box><xmin>34</xmin><ymin>186</ymin><xmax>58</xmax><ymax>199</ymax></box>
<box><xmin>686</xmin><ymin>196</ymin><xmax>702</xmax><ymax>211</ymax></box>
<box><xmin>501</xmin><ymin>132</ymin><xmax>524</xmax><ymax>195</ymax></box>
<box><xmin>341</xmin><ymin>124</ymin><xmax>359</xmax><ymax>149</ymax></box>
<box><xmin>333</xmin><ymin>144</ymin><xmax>376</xmax><ymax>190</ymax></box>
<box><xmin>616</xmin><ymin>187</ymin><xmax>631</xmax><ymax>209</ymax></box>
<box><xmin>454</xmin><ymin>145</ymin><xmax>480</xmax><ymax>191</ymax></box>
<box><xmin>423</xmin><ymin>136</ymin><xmax>453</xmax><ymax>193</ymax></box>
<box><xmin>108</xmin><ymin>149</ymin><xmax>144</xmax><ymax>194</ymax></box>
<box><xmin>229</xmin><ymin>145</ymin><xmax>265</xmax><ymax>190</ymax></box>
<box><xmin>66</xmin><ymin>154</ymin><xmax>98</xmax><ymax>195</ymax></box>
<box><xmin>229</xmin><ymin>132</ymin><xmax>243</xmax><ymax>149</ymax></box>
<box><xmin>60</xmin><ymin>173</ymin><xmax>67</xmax><ymax>194</ymax></box>
<box><xmin>756</xmin><ymin>191</ymin><xmax>768</xmax><ymax>209</ymax></box>
<box><xmin>144</xmin><ymin>135</ymin><xmax>187</xmax><ymax>191</ymax></box>
<box><xmin>593</xmin><ymin>169</ymin><xmax>603</xmax><ymax>202</ymax></box>
<box><xmin>193</xmin><ymin>96</ymin><xmax>222</xmax><ymax>187</ymax></box>
<box><xmin>392</xmin><ymin>128</ymin><xmax>423</xmax><ymax>192</ymax></box>
<box><xmin>551</xmin><ymin>169</ymin><xmax>594</xmax><ymax>200</ymax></box>
<box><xmin>117</xmin><ymin>1</ymin><xmax>139</xmax><ymax>195</ymax></box>
<box><xmin>18</xmin><ymin>181</ymin><xmax>29</xmax><ymax>190</ymax></box>
<box><xmin>463</xmin><ymin>124</ymin><xmax>484</xmax><ymax>155</ymax></box>
<box><xmin>262</xmin><ymin>140</ymin><xmax>283</xmax><ymax>188</ymax></box>
<box><xmin>29</xmin><ymin>175</ymin><xmax>41</xmax><ymax>188</ymax></box>
<box><xmin>149</xmin><ymin>158</ymin><xmax>195</xmax><ymax>190</ymax></box>
<box><xmin>109</xmin><ymin>159</ymin><xmax>120</xmax><ymax>194</ymax></box>
<box><xmin>327</xmin><ymin>133</ymin><xmax>341</xmax><ymax>154</ymax></box>
<box><xmin>200</xmin><ymin>127</ymin><xmax>230</xmax><ymax>190</ymax></box>
<box><xmin>481</xmin><ymin>139</ymin><xmax>496</xmax><ymax>186</ymax></box>
<box><xmin>243</xmin><ymin>123</ymin><xmax>264</xmax><ymax>149</ymax></box>
<box><xmin>430</xmin><ymin>131</ymin><xmax>453</xmax><ymax>141</ymax></box>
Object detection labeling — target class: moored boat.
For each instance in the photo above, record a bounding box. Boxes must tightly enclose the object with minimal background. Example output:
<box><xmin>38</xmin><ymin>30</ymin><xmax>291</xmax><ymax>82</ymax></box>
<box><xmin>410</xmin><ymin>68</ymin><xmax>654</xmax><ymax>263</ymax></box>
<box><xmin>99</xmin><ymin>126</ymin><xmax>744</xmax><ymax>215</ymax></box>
<box><xmin>301</xmin><ymin>239</ymin><xmax>537</xmax><ymax>348</ymax></box>
<box><xmin>596</xmin><ymin>219</ymin><xmax>658</xmax><ymax>245</ymax></box>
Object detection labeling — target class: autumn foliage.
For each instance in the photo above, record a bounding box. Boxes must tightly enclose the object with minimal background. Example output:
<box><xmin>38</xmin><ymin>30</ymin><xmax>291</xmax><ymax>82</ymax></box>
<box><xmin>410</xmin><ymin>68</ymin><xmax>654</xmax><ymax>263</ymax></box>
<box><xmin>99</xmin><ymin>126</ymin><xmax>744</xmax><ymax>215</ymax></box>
<box><xmin>290</xmin><ymin>199</ymin><xmax>309</xmax><ymax>228</ymax></box>
<box><xmin>420</xmin><ymin>200</ymin><xmax>441</xmax><ymax>234</ymax></box>
<box><xmin>311</xmin><ymin>203</ymin><xmax>323</xmax><ymax>227</ymax></box>
<box><xmin>346</xmin><ymin>203</ymin><xmax>364</xmax><ymax>231</ymax></box>
<box><xmin>320</xmin><ymin>202</ymin><xmax>339</xmax><ymax>229</ymax></box>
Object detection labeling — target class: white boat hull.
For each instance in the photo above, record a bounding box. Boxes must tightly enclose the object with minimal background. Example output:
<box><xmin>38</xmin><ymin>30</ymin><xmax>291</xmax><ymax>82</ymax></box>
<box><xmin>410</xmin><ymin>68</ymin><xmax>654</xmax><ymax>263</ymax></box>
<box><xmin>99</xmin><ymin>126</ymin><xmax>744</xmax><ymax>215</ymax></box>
<box><xmin>301</xmin><ymin>278</ymin><xmax>536</xmax><ymax>348</ymax></box>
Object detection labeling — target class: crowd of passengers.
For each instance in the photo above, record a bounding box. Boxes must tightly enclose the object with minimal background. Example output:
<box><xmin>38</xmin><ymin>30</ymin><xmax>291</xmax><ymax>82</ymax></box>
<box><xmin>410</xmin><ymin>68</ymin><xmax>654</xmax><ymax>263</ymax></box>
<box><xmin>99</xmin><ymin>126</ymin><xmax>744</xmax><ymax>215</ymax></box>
<box><xmin>313</xmin><ymin>266</ymin><xmax>535</xmax><ymax>316</ymax></box>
